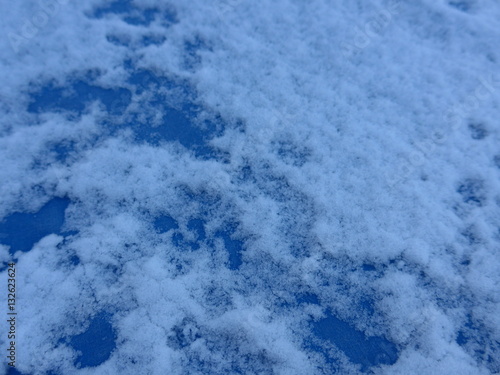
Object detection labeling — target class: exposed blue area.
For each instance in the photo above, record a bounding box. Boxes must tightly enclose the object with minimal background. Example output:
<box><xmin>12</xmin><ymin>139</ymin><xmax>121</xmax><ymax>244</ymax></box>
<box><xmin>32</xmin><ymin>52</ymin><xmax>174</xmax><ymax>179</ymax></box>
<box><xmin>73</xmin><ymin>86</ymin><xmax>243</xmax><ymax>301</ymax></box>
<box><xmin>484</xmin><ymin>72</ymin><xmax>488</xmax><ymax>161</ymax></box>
<box><xmin>274</xmin><ymin>140</ymin><xmax>310</xmax><ymax>167</ymax></box>
<box><xmin>183</xmin><ymin>36</ymin><xmax>210</xmax><ymax>70</ymax></box>
<box><xmin>358</xmin><ymin>298</ymin><xmax>376</xmax><ymax>316</ymax></box>
<box><xmin>28</xmin><ymin>68</ymin><xmax>232</xmax><ymax>160</ymax></box>
<box><xmin>142</xmin><ymin>34</ymin><xmax>166</xmax><ymax>46</ymax></box>
<box><xmin>7</xmin><ymin>368</ymin><xmax>25</xmax><ymax>375</ymax></box>
<box><xmin>193</xmin><ymin>331</ymin><xmax>275</xmax><ymax>375</ymax></box>
<box><xmin>28</xmin><ymin>80</ymin><xmax>132</xmax><ymax>116</ymax></box>
<box><xmin>297</xmin><ymin>293</ymin><xmax>320</xmax><ymax>305</ymax></box>
<box><xmin>468</xmin><ymin>123</ymin><xmax>488</xmax><ymax>140</ymax></box>
<box><xmin>171</xmin><ymin>218</ymin><xmax>207</xmax><ymax>251</ymax></box>
<box><xmin>167</xmin><ymin>318</ymin><xmax>201</xmax><ymax>349</ymax></box>
<box><xmin>448</xmin><ymin>1</ymin><xmax>473</xmax><ymax>12</ymax></box>
<box><xmin>6</xmin><ymin>364</ymin><xmax>59</xmax><ymax>374</ymax></box>
<box><xmin>186</xmin><ymin>221</ymin><xmax>205</xmax><ymax>250</ymax></box>
<box><xmin>125</xmin><ymin>68</ymin><xmax>227</xmax><ymax>159</ymax></box>
<box><xmin>154</xmin><ymin>215</ymin><xmax>178</xmax><ymax>233</ymax></box>
<box><xmin>187</xmin><ymin>218</ymin><xmax>206</xmax><ymax>242</ymax></box>
<box><xmin>494</xmin><ymin>155</ymin><xmax>500</xmax><ymax>169</ymax></box>
<box><xmin>457</xmin><ymin>314</ymin><xmax>500</xmax><ymax>372</ymax></box>
<box><xmin>362</xmin><ymin>264</ymin><xmax>377</xmax><ymax>272</ymax></box>
<box><xmin>215</xmin><ymin>225</ymin><xmax>244</xmax><ymax>270</ymax></box>
<box><xmin>123</xmin><ymin>8</ymin><xmax>158</xmax><ymax>26</ymax></box>
<box><xmin>70</xmin><ymin>312</ymin><xmax>117</xmax><ymax>368</ymax></box>
<box><xmin>140</xmin><ymin>107</ymin><xmax>204</xmax><ymax>146</ymax></box>
<box><xmin>461</xmin><ymin>226</ymin><xmax>481</xmax><ymax>245</ymax></box>
<box><xmin>106</xmin><ymin>34</ymin><xmax>130</xmax><ymax>47</ymax></box>
<box><xmin>457</xmin><ymin>178</ymin><xmax>486</xmax><ymax>207</ymax></box>
<box><xmin>172</xmin><ymin>232</ymin><xmax>185</xmax><ymax>249</ymax></box>
<box><xmin>69</xmin><ymin>254</ymin><xmax>80</xmax><ymax>266</ymax></box>
<box><xmin>0</xmin><ymin>197</ymin><xmax>70</xmax><ymax>254</ymax></box>
<box><xmin>312</xmin><ymin>312</ymin><xmax>399</xmax><ymax>371</ymax></box>
<box><xmin>92</xmin><ymin>0</ymin><xmax>132</xmax><ymax>17</ymax></box>
<box><xmin>51</xmin><ymin>141</ymin><xmax>76</xmax><ymax>163</ymax></box>
<box><xmin>91</xmin><ymin>0</ymin><xmax>160</xmax><ymax>26</ymax></box>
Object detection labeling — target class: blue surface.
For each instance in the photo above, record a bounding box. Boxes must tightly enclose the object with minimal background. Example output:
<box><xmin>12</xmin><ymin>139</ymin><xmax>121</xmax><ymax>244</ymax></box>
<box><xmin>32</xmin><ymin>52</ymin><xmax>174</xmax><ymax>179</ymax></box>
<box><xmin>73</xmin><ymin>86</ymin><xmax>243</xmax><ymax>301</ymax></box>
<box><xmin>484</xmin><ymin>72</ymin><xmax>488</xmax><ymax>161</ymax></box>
<box><xmin>312</xmin><ymin>312</ymin><xmax>399</xmax><ymax>371</ymax></box>
<box><xmin>70</xmin><ymin>312</ymin><xmax>117</xmax><ymax>368</ymax></box>
<box><xmin>0</xmin><ymin>197</ymin><xmax>71</xmax><ymax>254</ymax></box>
<box><xmin>91</xmin><ymin>0</ymin><xmax>159</xmax><ymax>26</ymax></box>
<box><xmin>457</xmin><ymin>178</ymin><xmax>486</xmax><ymax>206</ymax></box>
<box><xmin>154</xmin><ymin>215</ymin><xmax>179</xmax><ymax>233</ymax></box>
<box><xmin>215</xmin><ymin>226</ymin><xmax>244</xmax><ymax>270</ymax></box>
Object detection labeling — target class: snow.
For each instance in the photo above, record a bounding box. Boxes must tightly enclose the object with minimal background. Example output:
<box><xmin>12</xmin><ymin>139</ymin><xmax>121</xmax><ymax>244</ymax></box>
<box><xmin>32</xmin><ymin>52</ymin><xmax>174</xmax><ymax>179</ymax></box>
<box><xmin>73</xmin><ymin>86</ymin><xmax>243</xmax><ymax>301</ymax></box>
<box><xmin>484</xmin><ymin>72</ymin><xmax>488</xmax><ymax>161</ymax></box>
<box><xmin>0</xmin><ymin>0</ymin><xmax>499</xmax><ymax>374</ymax></box>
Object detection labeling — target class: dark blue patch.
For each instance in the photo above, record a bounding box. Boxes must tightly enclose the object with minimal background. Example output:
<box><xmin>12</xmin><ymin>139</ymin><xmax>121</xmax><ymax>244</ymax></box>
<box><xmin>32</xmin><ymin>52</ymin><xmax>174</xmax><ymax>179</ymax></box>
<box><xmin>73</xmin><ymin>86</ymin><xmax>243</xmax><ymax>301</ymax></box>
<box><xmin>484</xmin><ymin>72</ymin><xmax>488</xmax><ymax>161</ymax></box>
<box><xmin>161</xmin><ymin>6</ymin><xmax>178</xmax><ymax>26</ymax></box>
<box><xmin>70</xmin><ymin>312</ymin><xmax>117</xmax><ymax>368</ymax></box>
<box><xmin>456</xmin><ymin>314</ymin><xmax>500</xmax><ymax>372</ymax></box>
<box><xmin>172</xmin><ymin>232</ymin><xmax>185</xmax><ymax>248</ymax></box>
<box><xmin>169</xmin><ymin>218</ymin><xmax>208</xmax><ymax>251</ymax></box>
<box><xmin>204</xmin><ymin>284</ymin><xmax>232</xmax><ymax>313</ymax></box>
<box><xmin>91</xmin><ymin>0</ymin><xmax>161</xmax><ymax>26</ymax></box>
<box><xmin>197</xmin><ymin>331</ymin><xmax>275</xmax><ymax>374</ymax></box>
<box><xmin>7</xmin><ymin>368</ymin><xmax>25</xmax><ymax>375</ymax></box>
<box><xmin>28</xmin><ymin>80</ymin><xmax>132</xmax><ymax>116</ymax></box>
<box><xmin>457</xmin><ymin>178</ymin><xmax>486</xmax><ymax>207</ymax></box>
<box><xmin>61</xmin><ymin>230</ymin><xmax>79</xmax><ymax>238</ymax></box>
<box><xmin>167</xmin><ymin>318</ymin><xmax>200</xmax><ymax>349</ymax></box>
<box><xmin>457</xmin><ymin>330</ymin><xmax>469</xmax><ymax>346</ymax></box>
<box><xmin>448</xmin><ymin>1</ymin><xmax>473</xmax><ymax>12</ymax></box>
<box><xmin>257</xmin><ymin>171</ymin><xmax>293</xmax><ymax>203</ymax></box>
<box><xmin>494</xmin><ymin>155</ymin><xmax>500</xmax><ymax>169</ymax></box>
<box><xmin>50</xmin><ymin>141</ymin><xmax>76</xmax><ymax>163</ymax></box>
<box><xmin>123</xmin><ymin>8</ymin><xmax>158</xmax><ymax>26</ymax></box>
<box><xmin>297</xmin><ymin>293</ymin><xmax>320</xmax><ymax>305</ymax></box>
<box><xmin>274</xmin><ymin>140</ymin><xmax>310</xmax><ymax>167</ymax></box>
<box><xmin>362</xmin><ymin>264</ymin><xmax>377</xmax><ymax>271</ymax></box>
<box><xmin>237</xmin><ymin>165</ymin><xmax>253</xmax><ymax>182</ymax></box>
<box><xmin>358</xmin><ymin>297</ymin><xmax>375</xmax><ymax>316</ymax></box>
<box><xmin>92</xmin><ymin>0</ymin><xmax>133</xmax><ymax>17</ymax></box>
<box><xmin>106</xmin><ymin>34</ymin><xmax>130</xmax><ymax>47</ymax></box>
<box><xmin>461</xmin><ymin>226</ymin><xmax>481</xmax><ymax>245</ymax></box>
<box><xmin>468</xmin><ymin>123</ymin><xmax>488</xmax><ymax>140</ymax></box>
<box><xmin>173</xmin><ymin>218</ymin><xmax>206</xmax><ymax>251</ymax></box>
<box><xmin>142</xmin><ymin>34</ymin><xmax>166</xmax><ymax>46</ymax></box>
<box><xmin>183</xmin><ymin>36</ymin><xmax>209</xmax><ymax>70</ymax></box>
<box><xmin>154</xmin><ymin>215</ymin><xmax>178</xmax><ymax>233</ymax></box>
<box><xmin>0</xmin><ymin>197</ymin><xmax>71</xmax><ymax>254</ymax></box>
<box><xmin>313</xmin><ymin>312</ymin><xmax>399</xmax><ymax>371</ymax></box>
<box><xmin>215</xmin><ymin>226</ymin><xmax>244</xmax><ymax>270</ymax></box>
<box><xmin>124</xmin><ymin>69</ymin><xmax>227</xmax><ymax>159</ymax></box>
<box><xmin>187</xmin><ymin>218</ymin><xmax>206</xmax><ymax>242</ymax></box>
<box><xmin>142</xmin><ymin>107</ymin><xmax>204</xmax><ymax>146</ymax></box>
<box><xmin>69</xmin><ymin>254</ymin><xmax>80</xmax><ymax>266</ymax></box>
<box><xmin>5</xmin><ymin>368</ymin><xmax>60</xmax><ymax>375</ymax></box>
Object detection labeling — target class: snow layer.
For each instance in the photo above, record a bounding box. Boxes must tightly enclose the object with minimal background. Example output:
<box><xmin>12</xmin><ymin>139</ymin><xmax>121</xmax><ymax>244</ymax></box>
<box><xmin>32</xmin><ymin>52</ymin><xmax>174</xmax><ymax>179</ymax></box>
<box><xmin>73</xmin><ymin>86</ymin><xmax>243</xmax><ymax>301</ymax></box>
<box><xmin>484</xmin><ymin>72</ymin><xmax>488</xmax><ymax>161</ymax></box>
<box><xmin>0</xmin><ymin>0</ymin><xmax>499</xmax><ymax>374</ymax></box>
